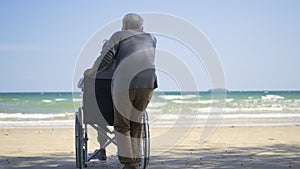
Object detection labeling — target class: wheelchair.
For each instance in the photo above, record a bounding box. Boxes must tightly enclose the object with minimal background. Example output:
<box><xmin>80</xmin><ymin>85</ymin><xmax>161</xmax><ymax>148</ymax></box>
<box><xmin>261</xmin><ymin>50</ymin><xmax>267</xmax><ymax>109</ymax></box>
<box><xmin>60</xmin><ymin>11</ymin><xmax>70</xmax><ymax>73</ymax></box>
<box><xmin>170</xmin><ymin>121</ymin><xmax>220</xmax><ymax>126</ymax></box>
<box><xmin>75</xmin><ymin>77</ymin><xmax>150</xmax><ymax>169</ymax></box>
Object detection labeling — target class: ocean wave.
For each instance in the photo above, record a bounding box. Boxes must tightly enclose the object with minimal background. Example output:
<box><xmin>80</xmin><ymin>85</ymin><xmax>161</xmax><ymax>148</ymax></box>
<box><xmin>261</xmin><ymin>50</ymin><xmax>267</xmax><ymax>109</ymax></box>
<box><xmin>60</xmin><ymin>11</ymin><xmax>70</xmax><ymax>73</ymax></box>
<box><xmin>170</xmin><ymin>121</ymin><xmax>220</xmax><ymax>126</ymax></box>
<box><xmin>147</xmin><ymin>109</ymin><xmax>163</xmax><ymax>113</ymax></box>
<box><xmin>195</xmin><ymin>113</ymin><xmax>300</xmax><ymax>119</ymax></box>
<box><xmin>55</xmin><ymin>98</ymin><xmax>67</xmax><ymax>101</ymax></box>
<box><xmin>148</xmin><ymin>102</ymin><xmax>166</xmax><ymax>108</ymax></box>
<box><xmin>42</xmin><ymin>99</ymin><xmax>53</xmax><ymax>103</ymax></box>
<box><xmin>0</xmin><ymin>112</ymin><xmax>74</xmax><ymax>120</ymax></box>
<box><xmin>0</xmin><ymin>120</ymin><xmax>74</xmax><ymax>128</ymax></box>
<box><xmin>200</xmin><ymin>113</ymin><xmax>300</xmax><ymax>119</ymax></box>
<box><xmin>72</xmin><ymin>98</ymin><xmax>83</xmax><ymax>102</ymax></box>
<box><xmin>222</xmin><ymin>113</ymin><xmax>300</xmax><ymax>119</ymax></box>
<box><xmin>41</xmin><ymin>98</ymin><xmax>69</xmax><ymax>103</ymax></box>
<box><xmin>262</xmin><ymin>95</ymin><xmax>285</xmax><ymax>100</ymax></box>
<box><xmin>158</xmin><ymin>95</ymin><xmax>197</xmax><ymax>100</ymax></box>
<box><xmin>189</xmin><ymin>107</ymin><xmax>300</xmax><ymax>113</ymax></box>
<box><xmin>168</xmin><ymin>99</ymin><xmax>234</xmax><ymax>104</ymax></box>
<box><xmin>149</xmin><ymin>113</ymin><xmax>300</xmax><ymax>120</ymax></box>
<box><xmin>153</xmin><ymin>114</ymin><xmax>179</xmax><ymax>120</ymax></box>
<box><xmin>171</xmin><ymin>100</ymin><xmax>220</xmax><ymax>104</ymax></box>
<box><xmin>1</xmin><ymin>113</ymin><xmax>299</xmax><ymax>128</ymax></box>
<box><xmin>225</xmin><ymin>98</ymin><xmax>234</xmax><ymax>102</ymax></box>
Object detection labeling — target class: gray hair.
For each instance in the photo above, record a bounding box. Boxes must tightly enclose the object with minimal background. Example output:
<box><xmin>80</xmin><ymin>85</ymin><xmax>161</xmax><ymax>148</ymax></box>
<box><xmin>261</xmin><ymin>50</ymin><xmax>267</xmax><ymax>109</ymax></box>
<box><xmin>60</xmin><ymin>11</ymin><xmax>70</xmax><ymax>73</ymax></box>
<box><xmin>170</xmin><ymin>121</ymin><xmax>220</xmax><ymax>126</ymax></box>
<box><xmin>122</xmin><ymin>13</ymin><xmax>144</xmax><ymax>30</ymax></box>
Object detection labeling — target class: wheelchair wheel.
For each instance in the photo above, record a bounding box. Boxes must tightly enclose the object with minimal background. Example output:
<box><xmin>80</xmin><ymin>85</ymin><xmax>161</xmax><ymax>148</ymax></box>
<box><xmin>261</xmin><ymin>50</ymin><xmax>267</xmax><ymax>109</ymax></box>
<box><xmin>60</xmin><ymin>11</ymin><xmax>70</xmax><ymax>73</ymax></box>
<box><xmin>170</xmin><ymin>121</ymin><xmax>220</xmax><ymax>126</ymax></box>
<box><xmin>75</xmin><ymin>111</ymin><xmax>87</xmax><ymax>168</ymax></box>
<box><xmin>141</xmin><ymin>111</ymin><xmax>150</xmax><ymax>169</ymax></box>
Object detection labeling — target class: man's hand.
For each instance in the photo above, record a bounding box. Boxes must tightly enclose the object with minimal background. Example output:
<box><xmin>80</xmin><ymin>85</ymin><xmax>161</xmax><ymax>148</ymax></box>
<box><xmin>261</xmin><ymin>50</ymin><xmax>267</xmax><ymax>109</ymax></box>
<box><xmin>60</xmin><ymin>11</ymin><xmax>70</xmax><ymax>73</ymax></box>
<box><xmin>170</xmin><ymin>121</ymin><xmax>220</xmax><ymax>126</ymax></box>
<box><xmin>84</xmin><ymin>68</ymin><xmax>96</xmax><ymax>77</ymax></box>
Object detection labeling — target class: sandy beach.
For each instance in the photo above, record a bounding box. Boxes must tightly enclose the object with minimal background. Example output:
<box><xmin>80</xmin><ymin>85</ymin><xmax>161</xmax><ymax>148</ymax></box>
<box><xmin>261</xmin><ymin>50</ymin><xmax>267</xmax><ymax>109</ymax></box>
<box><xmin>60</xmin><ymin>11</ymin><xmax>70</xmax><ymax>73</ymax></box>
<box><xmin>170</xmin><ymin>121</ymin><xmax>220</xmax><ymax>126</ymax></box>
<box><xmin>1</xmin><ymin>126</ymin><xmax>300</xmax><ymax>169</ymax></box>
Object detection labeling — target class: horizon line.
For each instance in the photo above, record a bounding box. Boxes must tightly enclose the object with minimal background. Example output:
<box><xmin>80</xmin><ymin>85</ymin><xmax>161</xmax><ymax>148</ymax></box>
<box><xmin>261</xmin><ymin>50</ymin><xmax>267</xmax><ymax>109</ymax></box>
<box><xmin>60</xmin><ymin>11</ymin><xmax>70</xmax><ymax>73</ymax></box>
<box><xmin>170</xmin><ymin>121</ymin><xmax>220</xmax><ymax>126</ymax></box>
<box><xmin>1</xmin><ymin>89</ymin><xmax>300</xmax><ymax>93</ymax></box>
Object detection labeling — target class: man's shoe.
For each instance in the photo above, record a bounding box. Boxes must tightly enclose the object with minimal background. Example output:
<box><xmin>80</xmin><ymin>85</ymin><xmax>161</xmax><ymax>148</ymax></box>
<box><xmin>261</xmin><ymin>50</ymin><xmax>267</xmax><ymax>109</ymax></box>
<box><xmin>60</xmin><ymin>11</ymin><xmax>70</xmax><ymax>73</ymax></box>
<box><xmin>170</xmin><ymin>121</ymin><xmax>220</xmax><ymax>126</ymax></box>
<box><xmin>96</xmin><ymin>148</ymin><xmax>107</xmax><ymax>162</ymax></box>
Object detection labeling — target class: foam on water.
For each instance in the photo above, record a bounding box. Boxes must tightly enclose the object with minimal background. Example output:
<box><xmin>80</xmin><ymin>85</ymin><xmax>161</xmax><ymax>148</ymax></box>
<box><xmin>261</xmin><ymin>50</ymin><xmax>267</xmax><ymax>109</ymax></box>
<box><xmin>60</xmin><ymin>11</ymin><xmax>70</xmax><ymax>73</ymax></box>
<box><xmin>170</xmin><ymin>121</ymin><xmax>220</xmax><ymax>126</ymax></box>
<box><xmin>72</xmin><ymin>98</ymin><xmax>83</xmax><ymax>102</ymax></box>
<box><xmin>42</xmin><ymin>99</ymin><xmax>53</xmax><ymax>103</ymax></box>
<box><xmin>55</xmin><ymin>98</ymin><xmax>67</xmax><ymax>101</ymax></box>
<box><xmin>158</xmin><ymin>94</ymin><xmax>197</xmax><ymax>100</ymax></box>
<box><xmin>0</xmin><ymin>120</ymin><xmax>74</xmax><ymax>128</ymax></box>
<box><xmin>262</xmin><ymin>95</ymin><xmax>285</xmax><ymax>100</ymax></box>
<box><xmin>188</xmin><ymin>107</ymin><xmax>299</xmax><ymax>113</ymax></box>
<box><xmin>171</xmin><ymin>99</ymin><xmax>220</xmax><ymax>104</ymax></box>
<box><xmin>148</xmin><ymin>102</ymin><xmax>166</xmax><ymax>108</ymax></box>
<box><xmin>0</xmin><ymin>112</ymin><xmax>73</xmax><ymax>120</ymax></box>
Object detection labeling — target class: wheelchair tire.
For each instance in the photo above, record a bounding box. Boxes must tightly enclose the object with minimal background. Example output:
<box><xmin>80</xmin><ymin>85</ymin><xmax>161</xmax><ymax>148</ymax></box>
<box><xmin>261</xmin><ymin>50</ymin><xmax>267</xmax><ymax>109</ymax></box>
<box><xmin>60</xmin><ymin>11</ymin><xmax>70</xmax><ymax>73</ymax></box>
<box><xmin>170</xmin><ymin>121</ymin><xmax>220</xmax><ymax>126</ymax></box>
<box><xmin>75</xmin><ymin>112</ymin><xmax>86</xmax><ymax>168</ymax></box>
<box><xmin>141</xmin><ymin>111</ymin><xmax>150</xmax><ymax>169</ymax></box>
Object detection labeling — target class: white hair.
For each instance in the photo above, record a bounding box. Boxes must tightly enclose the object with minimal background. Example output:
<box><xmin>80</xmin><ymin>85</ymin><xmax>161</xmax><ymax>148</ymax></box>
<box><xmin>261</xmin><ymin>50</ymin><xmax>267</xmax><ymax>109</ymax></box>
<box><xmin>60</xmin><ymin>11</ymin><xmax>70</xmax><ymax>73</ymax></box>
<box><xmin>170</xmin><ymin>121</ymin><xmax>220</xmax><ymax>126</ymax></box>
<box><xmin>122</xmin><ymin>13</ymin><xmax>144</xmax><ymax>30</ymax></box>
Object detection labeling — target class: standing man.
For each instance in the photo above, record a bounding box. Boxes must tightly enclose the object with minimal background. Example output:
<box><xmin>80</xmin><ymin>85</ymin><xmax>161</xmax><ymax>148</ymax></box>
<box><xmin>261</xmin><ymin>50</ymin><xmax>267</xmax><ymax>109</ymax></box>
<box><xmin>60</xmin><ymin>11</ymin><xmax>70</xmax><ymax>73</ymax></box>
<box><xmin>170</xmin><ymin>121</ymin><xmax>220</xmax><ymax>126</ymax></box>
<box><xmin>85</xmin><ymin>13</ymin><xmax>157</xmax><ymax>169</ymax></box>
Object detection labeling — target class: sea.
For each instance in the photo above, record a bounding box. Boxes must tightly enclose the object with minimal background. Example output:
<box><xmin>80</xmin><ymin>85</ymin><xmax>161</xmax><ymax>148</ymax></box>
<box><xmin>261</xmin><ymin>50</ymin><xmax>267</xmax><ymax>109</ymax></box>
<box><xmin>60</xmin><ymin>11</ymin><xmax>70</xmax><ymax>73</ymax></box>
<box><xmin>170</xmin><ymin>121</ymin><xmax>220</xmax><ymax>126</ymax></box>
<box><xmin>1</xmin><ymin>91</ymin><xmax>300</xmax><ymax>128</ymax></box>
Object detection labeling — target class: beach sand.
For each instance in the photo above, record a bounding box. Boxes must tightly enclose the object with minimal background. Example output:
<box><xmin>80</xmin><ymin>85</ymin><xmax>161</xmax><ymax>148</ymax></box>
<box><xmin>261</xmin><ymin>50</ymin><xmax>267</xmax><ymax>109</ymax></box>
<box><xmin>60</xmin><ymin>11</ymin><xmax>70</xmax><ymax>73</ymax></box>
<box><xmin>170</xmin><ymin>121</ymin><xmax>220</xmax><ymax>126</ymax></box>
<box><xmin>1</xmin><ymin>126</ymin><xmax>300</xmax><ymax>169</ymax></box>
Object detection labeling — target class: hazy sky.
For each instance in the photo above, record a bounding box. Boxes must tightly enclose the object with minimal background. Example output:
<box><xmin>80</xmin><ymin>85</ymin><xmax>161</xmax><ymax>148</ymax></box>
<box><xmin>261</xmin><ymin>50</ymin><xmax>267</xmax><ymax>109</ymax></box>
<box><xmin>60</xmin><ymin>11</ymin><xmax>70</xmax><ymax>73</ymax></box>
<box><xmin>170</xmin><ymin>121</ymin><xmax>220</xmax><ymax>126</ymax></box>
<box><xmin>0</xmin><ymin>0</ymin><xmax>299</xmax><ymax>92</ymax></box>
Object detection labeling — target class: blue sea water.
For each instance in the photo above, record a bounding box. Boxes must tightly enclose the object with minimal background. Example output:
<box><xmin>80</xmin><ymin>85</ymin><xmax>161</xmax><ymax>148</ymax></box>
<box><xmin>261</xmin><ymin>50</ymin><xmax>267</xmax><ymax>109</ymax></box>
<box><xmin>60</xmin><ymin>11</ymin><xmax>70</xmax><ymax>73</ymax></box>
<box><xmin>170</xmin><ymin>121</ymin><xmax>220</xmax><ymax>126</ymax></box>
<box><xmin>0</xmin><ymin>91</ymin><xmax>300</xmax><ymax>127</ymax></box>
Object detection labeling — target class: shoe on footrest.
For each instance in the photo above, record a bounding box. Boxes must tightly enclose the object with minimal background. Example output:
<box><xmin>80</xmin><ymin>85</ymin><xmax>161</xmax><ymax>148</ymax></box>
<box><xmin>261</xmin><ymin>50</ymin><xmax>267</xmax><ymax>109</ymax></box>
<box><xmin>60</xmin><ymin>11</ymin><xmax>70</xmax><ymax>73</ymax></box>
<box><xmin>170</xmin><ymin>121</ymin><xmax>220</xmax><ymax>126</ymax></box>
<box><xmin>96</xmin><ymin>148</ymin><xmax>107</xmax><ymax>161</ymax></box>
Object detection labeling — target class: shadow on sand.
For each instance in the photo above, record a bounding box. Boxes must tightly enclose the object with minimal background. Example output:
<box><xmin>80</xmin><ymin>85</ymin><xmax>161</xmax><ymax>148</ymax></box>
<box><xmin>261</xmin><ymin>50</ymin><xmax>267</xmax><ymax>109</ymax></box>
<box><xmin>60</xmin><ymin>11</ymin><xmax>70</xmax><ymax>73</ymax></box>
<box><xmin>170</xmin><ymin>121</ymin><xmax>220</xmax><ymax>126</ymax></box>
<box><xmin>1</xmin><ymin>144</ymin><xmax>299</xmax><ymax>169</ymax></box>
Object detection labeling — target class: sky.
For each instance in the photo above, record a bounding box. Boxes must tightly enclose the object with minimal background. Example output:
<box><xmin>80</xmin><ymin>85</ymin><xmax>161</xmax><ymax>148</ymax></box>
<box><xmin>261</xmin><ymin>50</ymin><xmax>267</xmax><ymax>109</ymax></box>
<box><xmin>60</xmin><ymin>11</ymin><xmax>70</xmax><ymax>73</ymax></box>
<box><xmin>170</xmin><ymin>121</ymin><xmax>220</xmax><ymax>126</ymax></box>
<box><xmin>0</xmin><ymin>0</ymin><xmax>299</xmax><ymax>92</ymax></box>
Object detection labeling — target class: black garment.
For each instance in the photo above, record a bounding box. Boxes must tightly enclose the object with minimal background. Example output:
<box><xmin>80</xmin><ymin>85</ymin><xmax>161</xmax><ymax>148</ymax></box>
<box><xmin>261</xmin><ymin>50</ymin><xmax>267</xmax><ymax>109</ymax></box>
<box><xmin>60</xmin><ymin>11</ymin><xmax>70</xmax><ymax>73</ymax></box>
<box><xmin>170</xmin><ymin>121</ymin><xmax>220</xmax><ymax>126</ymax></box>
<box><xmin>95</xmin><ymin>79</ymin><xmax>114</xmax><ymax>126</ymax></box>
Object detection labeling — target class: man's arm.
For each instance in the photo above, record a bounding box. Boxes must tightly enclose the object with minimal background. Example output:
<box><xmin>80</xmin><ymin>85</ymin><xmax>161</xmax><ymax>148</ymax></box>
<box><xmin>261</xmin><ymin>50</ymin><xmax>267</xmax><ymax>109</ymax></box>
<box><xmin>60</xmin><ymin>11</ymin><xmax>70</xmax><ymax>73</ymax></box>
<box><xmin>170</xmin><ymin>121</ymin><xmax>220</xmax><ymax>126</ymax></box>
<box><xmin>84</xmin><ymin>32</ymin><xmax>120</xmax><ymax>77</ymax></box>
